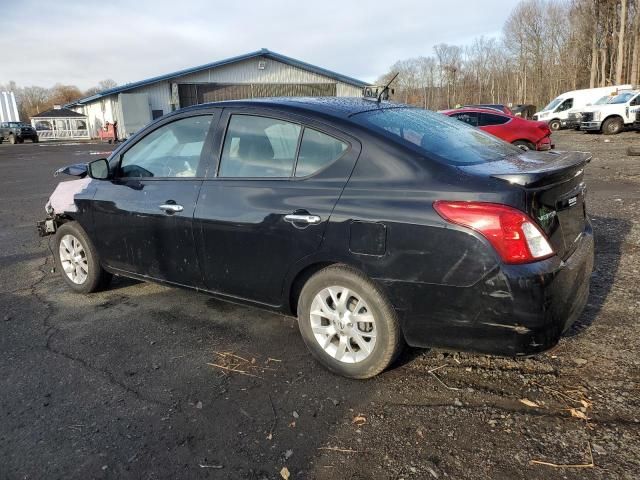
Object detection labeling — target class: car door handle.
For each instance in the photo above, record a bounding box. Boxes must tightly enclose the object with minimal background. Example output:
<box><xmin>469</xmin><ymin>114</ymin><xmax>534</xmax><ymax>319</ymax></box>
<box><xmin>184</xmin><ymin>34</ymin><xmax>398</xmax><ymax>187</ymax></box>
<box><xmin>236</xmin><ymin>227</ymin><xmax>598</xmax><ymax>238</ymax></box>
<box><xmin>284</xmin><ymin>214</ymin><xmax>321</xmax><ymax>225</ymax></box>
<box><xmin>159</xmin><ymin>203</ymin><xmax>184</xmax><ymax>213</ymax></box>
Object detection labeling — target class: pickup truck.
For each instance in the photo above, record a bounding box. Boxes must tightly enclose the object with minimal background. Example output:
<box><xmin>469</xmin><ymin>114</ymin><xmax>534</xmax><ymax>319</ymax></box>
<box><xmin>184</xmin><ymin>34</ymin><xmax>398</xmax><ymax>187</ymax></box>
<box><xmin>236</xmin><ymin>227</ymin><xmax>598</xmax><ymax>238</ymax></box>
<box><xmin>580</xmin><ymin>90</ymin><xmax>640</xmax><ymax>134</ymax></box>
<box><xmin>0</xmin><ymin>122</ymin><xmax>39</xmax><ymax>144</ymax></box>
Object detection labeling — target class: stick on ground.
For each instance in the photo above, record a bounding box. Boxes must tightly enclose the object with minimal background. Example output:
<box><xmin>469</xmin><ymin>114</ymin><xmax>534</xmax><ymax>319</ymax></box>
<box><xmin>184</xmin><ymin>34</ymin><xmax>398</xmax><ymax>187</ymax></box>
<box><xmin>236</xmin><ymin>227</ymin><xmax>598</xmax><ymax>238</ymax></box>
<box><xmin>529</xmin><ymin>442</ymin><xmax>594</xmax><ymax>469</ymax></box>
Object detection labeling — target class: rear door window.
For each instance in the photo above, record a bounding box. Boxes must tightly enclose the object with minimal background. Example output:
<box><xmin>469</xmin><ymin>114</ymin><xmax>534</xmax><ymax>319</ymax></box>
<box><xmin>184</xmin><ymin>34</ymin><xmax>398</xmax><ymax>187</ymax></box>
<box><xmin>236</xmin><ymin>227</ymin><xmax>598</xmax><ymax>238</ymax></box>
<box><xmin>219</xmin><ymin>115</ymin><xmax>301</xmax><ymax>177</ymax></box>
<box><xmin>451</xmin><ymin>112</ymin><xmax>479</xmax><ymax>127</ymax></box>
<box><xmin>478</xmin><ymin>112</ymin><xmax>510</xmax><ymax>126</ymax></box>
<box><xmin>295</xmin><ymin>128</ymin><xmax>348</xmax><ymax>177</ymax></box>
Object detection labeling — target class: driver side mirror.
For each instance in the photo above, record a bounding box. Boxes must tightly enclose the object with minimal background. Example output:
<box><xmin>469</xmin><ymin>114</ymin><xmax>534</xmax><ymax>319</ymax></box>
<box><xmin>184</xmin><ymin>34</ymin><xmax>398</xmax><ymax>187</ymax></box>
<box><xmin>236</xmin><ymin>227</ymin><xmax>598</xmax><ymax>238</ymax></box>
<box><xmin>88</xmin><ymin>158</ymin><xmax>110</xmax><ymax>180</ymax></box>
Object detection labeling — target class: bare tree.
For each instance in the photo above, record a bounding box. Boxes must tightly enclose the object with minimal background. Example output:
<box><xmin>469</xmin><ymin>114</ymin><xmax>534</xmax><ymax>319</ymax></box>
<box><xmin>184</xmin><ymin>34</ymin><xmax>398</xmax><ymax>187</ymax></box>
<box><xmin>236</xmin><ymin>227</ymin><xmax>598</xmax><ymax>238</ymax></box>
<box><xmin>616</xmin><ymin>0</ymin><xmax>628</xmax><ymax>83</ymax></box>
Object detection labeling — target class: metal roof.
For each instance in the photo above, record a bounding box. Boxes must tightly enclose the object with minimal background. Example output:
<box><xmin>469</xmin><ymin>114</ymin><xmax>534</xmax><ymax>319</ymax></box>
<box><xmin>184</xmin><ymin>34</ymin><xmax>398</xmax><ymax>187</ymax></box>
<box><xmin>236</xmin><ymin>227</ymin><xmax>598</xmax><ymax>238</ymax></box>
<box><xmin>68</xmin><ymin>49</ymin><xmax>369</xmax><ymax>106</ymax></box>
<box><xmin>32</xmin><ymin>107</ymin><xmax>87</xmax><ymax>118</ymax></box>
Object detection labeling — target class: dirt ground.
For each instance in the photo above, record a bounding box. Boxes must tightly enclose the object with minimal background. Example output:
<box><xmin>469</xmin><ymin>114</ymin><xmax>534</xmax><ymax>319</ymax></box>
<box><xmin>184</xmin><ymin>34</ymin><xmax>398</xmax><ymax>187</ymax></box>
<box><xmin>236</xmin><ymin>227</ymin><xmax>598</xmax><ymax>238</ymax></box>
<box><xmin>0</xmin><ymin>130</ymin><xmax>639</xmax><ymax>480</ymax></box>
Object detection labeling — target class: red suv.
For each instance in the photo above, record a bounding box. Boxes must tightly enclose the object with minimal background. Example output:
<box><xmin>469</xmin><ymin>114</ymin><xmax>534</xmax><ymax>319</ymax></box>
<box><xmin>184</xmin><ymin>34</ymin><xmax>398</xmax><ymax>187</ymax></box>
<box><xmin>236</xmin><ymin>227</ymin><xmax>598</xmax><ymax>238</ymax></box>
<box><xmin>442</xmin><ymin>107</ymin><xmax>553</xmax><ymax>151</ymax></box>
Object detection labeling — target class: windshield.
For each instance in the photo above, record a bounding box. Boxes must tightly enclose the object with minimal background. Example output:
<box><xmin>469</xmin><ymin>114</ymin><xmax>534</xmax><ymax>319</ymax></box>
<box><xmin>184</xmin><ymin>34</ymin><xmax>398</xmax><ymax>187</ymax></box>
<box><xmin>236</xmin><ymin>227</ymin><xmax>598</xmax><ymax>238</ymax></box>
<box><xmin>609</xmin><ymin>92</ymin><xmax>636</xmax><ymax>104</ymax></box>
<box><xmin>356</xmin><ymin>107</ymin><xmax>521</xmax><ymax>166</ymax></box>
<box><xmin>8</xmin><ymin>122</ymin><xmax>28</xmax><ymax>127</ymax></box>
<box><xmin>594</xmin><ymin>96</ymin><xmax>612</xmax><ymax>105</ymax></box>
<box><xmin>542</xmin><ymin>97</ymin><xmax>563</xmax><ymax>111</ymax></box>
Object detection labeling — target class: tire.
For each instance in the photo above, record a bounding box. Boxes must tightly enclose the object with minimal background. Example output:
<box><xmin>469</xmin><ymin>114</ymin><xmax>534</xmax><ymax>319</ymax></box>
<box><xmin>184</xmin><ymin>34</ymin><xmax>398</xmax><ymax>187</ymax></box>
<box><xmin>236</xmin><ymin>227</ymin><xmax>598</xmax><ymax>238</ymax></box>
<box><xmin>627</xmin><ymin>146</ymin><xmax>640</xmax><ymax>156</ymax></box>
<box><xmin>9</xmin><ymin>134</ymin><xmax>16</xmax><ymax>145</ymax></box>
<box><xmin>602</xmin><ymin>117</ymin><xmax>623</xmax><ymax>135</ymax></box>
<box><xmin>548</xmin><ymin>119</ymin><xmax>561</xmax><ymax>131</ymax></box>
<box><xmin>512</xmin><ymin>140</ymin><xmax>535</xmax><ymax>151</ymax></box>
<box><xmin>54</xmin><ymin>221</ymin><xmax>112</xmax><ymax>293</ymax></box>
<box><xmin>297</xmin><ymin>265</ymin><xmax>403</xmax><ymax>379</ymax></box>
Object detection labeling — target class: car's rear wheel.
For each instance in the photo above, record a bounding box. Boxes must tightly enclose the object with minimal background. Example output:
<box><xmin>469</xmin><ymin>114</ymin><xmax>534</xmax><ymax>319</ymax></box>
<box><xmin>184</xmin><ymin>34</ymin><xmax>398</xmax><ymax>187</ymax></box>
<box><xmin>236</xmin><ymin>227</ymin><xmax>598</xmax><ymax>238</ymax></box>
<box><xmin>512</xmin><ymin>140</ymin><xmax>535</xmax><ymax>151</ymax></box>
<box><xmin>602</xmin><ymin>117</ymin><xmax>623</xmax><ymax>135</ymax></box>
<box><xmin>54</xmin><ymin>221</ymin><xmax>112</xmax><ymax>293</ymax></box>
<box><xmin>548</xmin><ymin>119</ymin><xmax>561</xmax><ymax>131</ymax></box>
<box><xmin>297</xmin><ymin>265</ymin><xmax>403</xmax><ymax>379</ymax></box>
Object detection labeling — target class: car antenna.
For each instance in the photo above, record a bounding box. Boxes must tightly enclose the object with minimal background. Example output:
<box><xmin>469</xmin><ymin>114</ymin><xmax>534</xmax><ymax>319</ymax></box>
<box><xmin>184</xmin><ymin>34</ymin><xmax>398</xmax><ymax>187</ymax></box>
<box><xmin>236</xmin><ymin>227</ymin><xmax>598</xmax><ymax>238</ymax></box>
<box><xmin>378</xmin><ymin>72</ymin><xmax>399</xmax><ymax>103</ymax></box>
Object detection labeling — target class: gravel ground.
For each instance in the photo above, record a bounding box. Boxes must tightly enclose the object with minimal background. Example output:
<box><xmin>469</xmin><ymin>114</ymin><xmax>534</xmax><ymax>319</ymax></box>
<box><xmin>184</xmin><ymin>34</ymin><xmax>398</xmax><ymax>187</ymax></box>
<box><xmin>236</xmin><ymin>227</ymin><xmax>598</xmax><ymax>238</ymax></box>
<box><xmin>0</xmin><ymin>130</ymin><xmax>638</xmax><ymax>480</ymax></box>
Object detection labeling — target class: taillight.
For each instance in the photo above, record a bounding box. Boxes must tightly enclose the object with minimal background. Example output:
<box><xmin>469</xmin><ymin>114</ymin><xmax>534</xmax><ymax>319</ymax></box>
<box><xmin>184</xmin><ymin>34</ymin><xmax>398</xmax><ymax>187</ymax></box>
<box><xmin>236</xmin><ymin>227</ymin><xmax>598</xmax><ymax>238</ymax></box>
<box><xmin>433</xmin><ymin>201</ymin><xmax>554</xmax><ymax>264</ymax></box>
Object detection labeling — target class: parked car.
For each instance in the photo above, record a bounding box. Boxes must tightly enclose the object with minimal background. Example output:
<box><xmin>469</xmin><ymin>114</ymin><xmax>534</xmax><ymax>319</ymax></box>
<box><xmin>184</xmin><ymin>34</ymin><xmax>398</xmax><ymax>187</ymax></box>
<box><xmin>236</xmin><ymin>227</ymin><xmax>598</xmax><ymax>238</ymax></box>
<box><xmin>463</xmin><ymin>104</ymin><xmax>513</xmax><ymax>115</ymax></box>
<box><xmin>580</xmin><ymin>90</ymin><xmax>640</xmax><ymax>134</ymax></box>
<box><xmin>510</xmin><ymin>104</ymin><xmax>537</xmax><ymax>119</ymax></box>
<box><xmin>38</xmin><ymin>98</ymin><xmax>594</xmax><ymax>379</ymax></box>
<box><xmin>565</xmin><ymin>95</ymin><xmax>618</xmax><ymax>130</ymax></box>
<box><xmin>533</xmin><ymin>85</ymin><xmax>632</xmax><ymax>131</ymax></box>
<box><xmin>442</xmin><ymin>107</ymin><xmax>553</xmax><ymax>151</ymax></box>
<box><xmin>0</xmin><ymin>121</ymin><xmax>39</xmax><ymax>144</ymax></box>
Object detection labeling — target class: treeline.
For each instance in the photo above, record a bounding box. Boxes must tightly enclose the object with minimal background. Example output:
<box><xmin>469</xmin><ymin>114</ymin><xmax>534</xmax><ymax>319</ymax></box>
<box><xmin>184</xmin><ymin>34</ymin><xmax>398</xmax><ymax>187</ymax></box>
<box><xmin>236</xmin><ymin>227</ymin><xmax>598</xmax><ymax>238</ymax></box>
<box><xmin>380</xmin><ymin>0</ymin><xmax>640</xmax><ymax>110</ymax></box>
<box><xmin>0</xmin><ymin>79</ymin><xmax>117</xmax><ymax>121</ymax></box>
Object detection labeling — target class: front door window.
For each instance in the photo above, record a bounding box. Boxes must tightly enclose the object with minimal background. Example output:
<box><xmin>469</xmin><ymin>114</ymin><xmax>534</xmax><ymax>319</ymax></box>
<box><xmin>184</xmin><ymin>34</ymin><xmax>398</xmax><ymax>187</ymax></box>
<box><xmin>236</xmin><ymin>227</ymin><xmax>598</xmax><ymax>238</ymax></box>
<box><xmin>119</xmin><ymin>115</ymin><xmax>212</xmax><ymax>178</ymax></box>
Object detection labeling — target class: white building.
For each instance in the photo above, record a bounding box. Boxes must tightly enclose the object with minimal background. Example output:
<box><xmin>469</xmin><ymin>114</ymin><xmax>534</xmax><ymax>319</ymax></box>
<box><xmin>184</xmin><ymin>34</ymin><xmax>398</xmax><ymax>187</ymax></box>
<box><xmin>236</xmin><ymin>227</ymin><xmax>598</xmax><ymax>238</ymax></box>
<box><xmin>67</xmin><ymin>49</ymin><xmax>368</xmax><ymax>139</ymax></box>
<box><xmin>0</xmin><ymin>91</ymin><xmax>20</xmax><ymax>122</ymax></box>
<box><xmin>31</xmin><ymin>106</ymin><xmax>90</xmax><ymax>140</ymax></box>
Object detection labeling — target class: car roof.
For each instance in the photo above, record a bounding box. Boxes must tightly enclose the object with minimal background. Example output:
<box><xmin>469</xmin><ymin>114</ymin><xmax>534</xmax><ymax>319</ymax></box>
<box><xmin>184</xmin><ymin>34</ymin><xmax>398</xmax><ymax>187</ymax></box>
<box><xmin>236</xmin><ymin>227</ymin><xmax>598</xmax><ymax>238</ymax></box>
<box><xmin>441</xmin><ymin>107</ymin><xmax>511</xmax><ymax>116</ymax></box>
<box><xmin>177</xmin><ymin>97</ymin><xmax>410</xmax><ymax>120</ymax></box>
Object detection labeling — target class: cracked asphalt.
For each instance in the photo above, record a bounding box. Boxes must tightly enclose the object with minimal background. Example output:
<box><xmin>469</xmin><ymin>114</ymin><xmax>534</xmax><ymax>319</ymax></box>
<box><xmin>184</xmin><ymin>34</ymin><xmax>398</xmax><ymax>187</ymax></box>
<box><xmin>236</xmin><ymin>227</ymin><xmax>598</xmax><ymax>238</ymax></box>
<box><xmin>1</xmin><ymin>132</ymin><xmax>639</xmax><ymax>479</ymax></box>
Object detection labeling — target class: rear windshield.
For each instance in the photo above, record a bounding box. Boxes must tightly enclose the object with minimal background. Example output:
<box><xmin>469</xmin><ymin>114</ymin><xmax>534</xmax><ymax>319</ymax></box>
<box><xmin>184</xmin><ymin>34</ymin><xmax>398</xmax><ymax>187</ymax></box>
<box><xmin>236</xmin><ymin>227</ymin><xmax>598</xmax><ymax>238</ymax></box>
<box><xmin>357</xmin><ymin>107</ymin><xmax>520</xmax><ymax>165</ymax></box>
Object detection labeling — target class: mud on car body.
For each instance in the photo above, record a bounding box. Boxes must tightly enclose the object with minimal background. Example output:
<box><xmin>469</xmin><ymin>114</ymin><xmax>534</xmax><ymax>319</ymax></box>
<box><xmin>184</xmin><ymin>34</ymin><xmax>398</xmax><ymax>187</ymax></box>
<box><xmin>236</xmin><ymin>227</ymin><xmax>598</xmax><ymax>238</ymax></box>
<box><xmin>39</xmin><ymin>97</ymin><xmax>594</xmax><ymax>379</ymax></box>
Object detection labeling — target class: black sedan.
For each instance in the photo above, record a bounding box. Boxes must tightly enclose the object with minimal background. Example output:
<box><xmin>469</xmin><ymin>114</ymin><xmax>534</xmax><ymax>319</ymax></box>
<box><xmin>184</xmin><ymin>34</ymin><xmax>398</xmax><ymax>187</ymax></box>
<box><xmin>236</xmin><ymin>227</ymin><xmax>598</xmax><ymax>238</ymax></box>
<box><xmin>40</xmin><ymin>98</ymin><xmax>594</xmax><ymax>378</ymax></box>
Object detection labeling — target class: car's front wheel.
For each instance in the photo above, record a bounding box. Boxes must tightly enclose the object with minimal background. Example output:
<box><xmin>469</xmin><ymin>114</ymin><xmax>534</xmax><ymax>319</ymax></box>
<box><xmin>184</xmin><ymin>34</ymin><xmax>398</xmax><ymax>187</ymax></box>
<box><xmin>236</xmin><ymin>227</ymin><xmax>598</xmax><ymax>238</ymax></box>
<box><xmin>297</xmin><ymin>265</ymin><xmax>403</xmax><ymax>379</ymax></box>
<box><xmin>54</xmin><ymin>221</ymin><xmax>112</xmax><ymax>293</ymax></box>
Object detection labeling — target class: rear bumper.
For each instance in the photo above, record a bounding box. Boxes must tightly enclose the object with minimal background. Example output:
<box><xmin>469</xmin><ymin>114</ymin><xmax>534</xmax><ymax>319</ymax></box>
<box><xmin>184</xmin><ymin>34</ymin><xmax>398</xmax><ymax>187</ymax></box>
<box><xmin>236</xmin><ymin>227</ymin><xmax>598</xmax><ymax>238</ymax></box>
<box><xmin>382</xmin><ymin>221</ymin><xmax>594</xmax><ymax>356</ymax></box>
<box><xmin>580</xmin><ymin>121</ymin><xmax>602</xmax><ymax>131</ymax></box>
<box><xmin>536</xmin><ymin>136</ymin><xmax>554</xmax><ymax>151</ymax></box>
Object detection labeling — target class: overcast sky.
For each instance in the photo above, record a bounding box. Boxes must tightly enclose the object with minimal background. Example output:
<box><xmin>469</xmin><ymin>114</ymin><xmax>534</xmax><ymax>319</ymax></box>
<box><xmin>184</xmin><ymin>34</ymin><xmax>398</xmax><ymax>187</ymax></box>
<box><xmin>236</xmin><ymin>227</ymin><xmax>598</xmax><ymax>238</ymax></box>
<box><xmin>2</xmin><ymin>0</ymin><xmax>518</xmax><ymax>90</ymax></box>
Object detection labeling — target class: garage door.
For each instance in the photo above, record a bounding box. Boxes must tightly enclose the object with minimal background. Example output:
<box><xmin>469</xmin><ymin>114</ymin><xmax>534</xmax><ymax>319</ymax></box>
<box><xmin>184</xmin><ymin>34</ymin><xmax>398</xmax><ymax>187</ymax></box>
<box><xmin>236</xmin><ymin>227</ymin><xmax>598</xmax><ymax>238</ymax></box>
<box><xmin>178</xmin><ymin>83</ymin><xmax>337</xmax><ymax>108</ymax></box>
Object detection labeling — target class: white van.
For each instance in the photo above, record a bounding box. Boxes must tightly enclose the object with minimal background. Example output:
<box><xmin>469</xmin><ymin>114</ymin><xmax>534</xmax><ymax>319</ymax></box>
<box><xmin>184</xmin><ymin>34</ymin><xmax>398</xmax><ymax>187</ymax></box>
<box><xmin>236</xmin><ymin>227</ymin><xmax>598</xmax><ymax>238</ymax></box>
<box><xmin>533</xmin><ymin>85</ymin><xmax>633</xmax><ymax>130</ymax></box>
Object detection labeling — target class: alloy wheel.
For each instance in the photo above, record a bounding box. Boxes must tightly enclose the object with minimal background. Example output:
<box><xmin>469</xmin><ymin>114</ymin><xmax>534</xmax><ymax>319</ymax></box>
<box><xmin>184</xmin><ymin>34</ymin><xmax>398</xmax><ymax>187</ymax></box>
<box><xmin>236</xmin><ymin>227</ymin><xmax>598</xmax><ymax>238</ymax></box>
<box><xmin>59</xmin><ymin>234</ymin><xmax>89</xmax><ymax>284</ymax></box>
<box><xmin>309</xmin><ymin>286</ymin><xmax>377</xmax><ymax>363</ymax></box>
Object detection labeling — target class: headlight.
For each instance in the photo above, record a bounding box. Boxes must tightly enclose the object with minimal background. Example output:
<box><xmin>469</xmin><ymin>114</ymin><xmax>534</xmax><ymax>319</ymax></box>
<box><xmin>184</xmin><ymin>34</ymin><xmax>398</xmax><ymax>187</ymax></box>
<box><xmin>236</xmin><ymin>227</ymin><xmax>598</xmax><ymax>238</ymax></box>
<box><xmin>593</xmin><ymin>111</ymin><xmax>601</xmax><ymax>121</ymax></box>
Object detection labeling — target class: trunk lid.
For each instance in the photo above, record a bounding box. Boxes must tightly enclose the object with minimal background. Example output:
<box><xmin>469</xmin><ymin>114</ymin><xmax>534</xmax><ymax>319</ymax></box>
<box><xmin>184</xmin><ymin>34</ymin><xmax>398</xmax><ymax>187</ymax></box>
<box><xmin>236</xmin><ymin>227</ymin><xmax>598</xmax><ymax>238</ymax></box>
<box><xmin>460</xmin><ymin>150</ymin><xmax>591</xmax><ymax>260</ymax></box>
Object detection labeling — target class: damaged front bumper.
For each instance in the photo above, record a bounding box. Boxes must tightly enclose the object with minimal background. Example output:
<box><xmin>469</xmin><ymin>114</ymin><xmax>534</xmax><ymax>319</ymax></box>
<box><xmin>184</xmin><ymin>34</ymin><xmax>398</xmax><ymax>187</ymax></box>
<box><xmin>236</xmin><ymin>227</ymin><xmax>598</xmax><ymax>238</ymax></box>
<box><xmin>37</xmin><ymin>218</ymin><xmax>57</xmax><ymax>237</ymax></box>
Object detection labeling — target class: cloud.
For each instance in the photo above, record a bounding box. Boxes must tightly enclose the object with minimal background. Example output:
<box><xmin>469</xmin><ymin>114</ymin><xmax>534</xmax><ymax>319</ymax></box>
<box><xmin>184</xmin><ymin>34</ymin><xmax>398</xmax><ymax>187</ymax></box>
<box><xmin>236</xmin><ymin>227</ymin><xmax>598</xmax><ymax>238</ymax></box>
<box><xmin>1</xmin><ymin>0</ymin><xmax>516</xmax><ymax>89</ymax></box>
